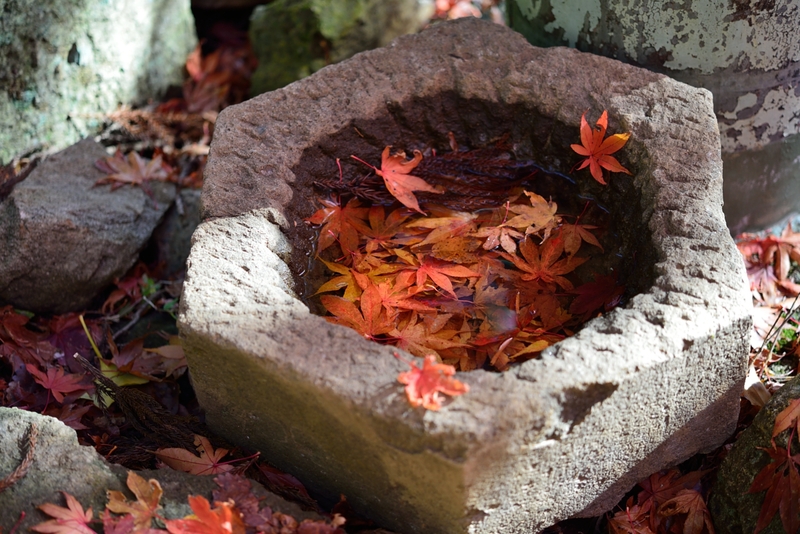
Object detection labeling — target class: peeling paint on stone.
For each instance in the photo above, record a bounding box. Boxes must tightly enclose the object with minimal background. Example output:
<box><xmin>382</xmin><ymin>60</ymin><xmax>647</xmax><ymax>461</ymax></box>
<box><xmin>509</xmin><ymin>0</ymin><xmax>800</xmax><ymax>150</ymax></box>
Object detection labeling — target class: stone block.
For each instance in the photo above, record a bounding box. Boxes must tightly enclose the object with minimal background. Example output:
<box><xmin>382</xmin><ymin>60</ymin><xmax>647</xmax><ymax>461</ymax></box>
<box><xmin>0</xmin><ymin>139</ymin><xmax>176</xmax><ymax>314</ymax></box>
<box><xmin>179</xmin><ymin>19</ymin><xmax>752</xmax><ymax>533</ymax></box>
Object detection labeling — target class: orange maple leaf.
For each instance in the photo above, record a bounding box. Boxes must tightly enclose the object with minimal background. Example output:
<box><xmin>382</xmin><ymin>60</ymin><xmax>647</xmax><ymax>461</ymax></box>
<box><xmin>95</xmin><ymin>151</ymin><xmax>171</xmax><ymax>190</ymax></box>
<box><xmin>395</xmin><ymin>353</ymin><xmax>469</xmax><ymax>410</ymax></box>
<box><xmin>502</xmin><ymin>236</ymin><xmax>587</xmax><ymax>290</ymax></box>
<box><xmin>31</xmin><ymin>492</ymin><xmax>95</xmax><ymax>534</ymax></box>
<box><xmin>558</xmin><ymin>221</ymin><xmax>603</xmax><ymax>256</ymax></box>
<box><xmin>504</xmin><ymin>192</ymin><xmax>560</xmax><ymax>240</ymax></box>
<box><xmin>164</xmin><ymin>495</ymin><xmax>245</xmax><ymax>534</ymax></box>
<box><xmin>156</xmin><ymin>435</ymin><xmax>234</xmax><ymax>476</ymax></box>
<box><xmin>570</xmin><ymin>110</ymin><xmax>631</xmax><ymax>185</ymax></box>
<box><xmin>389</xmin><ymin>313</ymin><xmax>468</xmax><ymax>358</ymax></box>
<box><xmin>105</xmin><ymin>471</ymin><xmax>163</xmax><ymax>530</ymax></box>
<box><xmin>352</xmin><ymin>147</ymin><xmax>442</xmax><ymax>214</ymax></box>
<box><xmin>320</xmin><ymin>281</ymin><xmax>395</xmax><ymax>340</ymax></box>
<box><xmin>399</xmin><ymin>253</ymin><xmax>479</xmax><ymax>298</ymax></box>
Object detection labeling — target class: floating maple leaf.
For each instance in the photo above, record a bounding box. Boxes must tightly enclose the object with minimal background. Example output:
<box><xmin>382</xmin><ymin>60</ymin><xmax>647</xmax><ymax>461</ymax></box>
<box><xmin>320</xmin><ymin>281</ymin><xmax>395</xmax><ymax>340</ymax></box>
<box><xmin>95</xmin><ymin>151</ymin><xmax>171</xmax><ymax>190</ymax></box>
<box><xmin>502</xmin><ymin>236</ymin><xmax>587</xmax><ymax>291</ymax></box>
<box><xmin>31</xmin><ymin>492</ymin><xmax>95</xmax><ymax>534</ymax></box>
<box><xmin>571</xmin><ymin>110</ymin><xmax>631</xmax><ymax>185</ymax></box>
<box><xmin>304</xmin><ymin>197</ymin><xmax>369</xmax><ymax>257</ymax></box>
<box><xmin>569</xmin><ymin>274</ymin><xmax>625</xmax><ymax>318</ymax></box>
<box><xmin>352</xmin><ymin>147</ymin><xmax>442</xmax><ymax>214</ymax></box>
<box><xmin>504</xmin><ymin>191</ymin><xmax>560</xmax><ymax>240</ymax></box>
<box><xmin>395</xmin><ymin>353</ymin><xmax>469</xmax><ymax>410</ymax></box>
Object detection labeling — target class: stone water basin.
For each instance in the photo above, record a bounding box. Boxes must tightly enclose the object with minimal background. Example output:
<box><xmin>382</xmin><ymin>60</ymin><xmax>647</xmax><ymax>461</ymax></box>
<box><xmin>178</xmin><ymin>18</ymin><xmax>751</xmax><ymax>534</ymax></box>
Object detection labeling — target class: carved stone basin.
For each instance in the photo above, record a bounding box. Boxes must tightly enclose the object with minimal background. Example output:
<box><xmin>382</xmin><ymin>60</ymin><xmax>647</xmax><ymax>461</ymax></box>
<box><xmin>178</xmin><ymin>18</ymin><xmax>751</xmax><ymax>534</ymax></box>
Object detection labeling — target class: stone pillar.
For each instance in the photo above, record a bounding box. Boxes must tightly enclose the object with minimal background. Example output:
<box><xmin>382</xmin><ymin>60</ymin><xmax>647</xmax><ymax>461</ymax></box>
<box><xmin>508</xmin><ymin>0</ymin><xmax>800</xmax><ymax>234</ymax></box>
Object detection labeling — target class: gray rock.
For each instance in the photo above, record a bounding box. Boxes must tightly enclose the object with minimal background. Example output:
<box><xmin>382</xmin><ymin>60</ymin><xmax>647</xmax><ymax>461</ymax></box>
<box><xmin>0</xmin><ymin>0</ymin><xmax>196</xmax><ymax>164</ymax></box>
<box><xmin>709</xmin><ymin>376</ymin><xmax>800</xmax><ymax>534</ymax></box>
<box><xmin>0</xmin><ymin>139</ymin><xmax>176</xmax><ymax>314</ymax></box>
<box><xmin>0</xmin><ymin>407</ymin><xmax>323</xmax><ymax>531</ymax></box>
<box><xmin>181</xmin><ymin>18</ymin><xmax>752</xmax><ymax>534</ymax></box>
<box><xmin>249</xmin><ymin>0</ymin><xmax>432</xmax><ymax>93</ymax></box>
<box><xmin>150</xmin><ymin>188</ymin><xmax>203</xmax><ymax>276</ymax></box>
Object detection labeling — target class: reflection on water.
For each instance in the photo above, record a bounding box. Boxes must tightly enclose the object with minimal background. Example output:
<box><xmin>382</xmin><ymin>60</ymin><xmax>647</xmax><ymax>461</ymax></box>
<box><xmin>724</xmin><ymin>132</ymin><xmax>800</xmax><ymax>236</ymax></box>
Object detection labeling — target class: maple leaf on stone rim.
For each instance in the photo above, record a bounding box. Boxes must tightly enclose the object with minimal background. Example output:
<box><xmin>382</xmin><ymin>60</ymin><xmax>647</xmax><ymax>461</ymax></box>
<box><xmin>395</xmin><ymin>353</ymin><xmax>469</xmax><ymax>410</ymax></box>
<box><xmin>570</xmin><ymin>110</ymin><xmax>631</xmax><ymax>185</ymax></box>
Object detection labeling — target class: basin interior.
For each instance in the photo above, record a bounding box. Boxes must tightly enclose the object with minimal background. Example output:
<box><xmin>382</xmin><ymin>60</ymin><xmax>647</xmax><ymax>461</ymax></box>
<box><xmin>275</xmin><ymin>91</ymin><xmax>657</xmax><ymax>338</ymax></box>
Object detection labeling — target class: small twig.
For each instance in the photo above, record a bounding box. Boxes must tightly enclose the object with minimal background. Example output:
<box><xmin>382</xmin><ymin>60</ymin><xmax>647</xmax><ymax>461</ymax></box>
<box><xmin>0</xmin><ymin>422</ymin><xmax>39</xmax><ymax>494</ymax></box>
<box><xmin>9</xmin><ymin>511</ymin><xmax>25</xmax><ymax>534</ymax></box>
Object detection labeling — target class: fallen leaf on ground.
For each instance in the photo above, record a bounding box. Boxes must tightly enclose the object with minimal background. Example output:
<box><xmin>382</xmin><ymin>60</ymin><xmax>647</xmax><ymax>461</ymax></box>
<box><xmin>31</xmin><ymin>492</ymin><xmax>95</xmax><ymax>534</ymax></box>
<box><xmin>156</xmin><ymin>435</ymin><xmax>234</xmax><ymax>475</ymax></box>
<box><xmin>657</xmin><ymin>489</ymin><xmax>715</xmax><ymax>534</ymax></box>
<box><xmin>25</xmin><ymin>364</ymin><xmax>92</xmax><ymax>403</ymax></box>
<box><xmin>105</xmin><ymin>471</ymin><xmax>163</xmax><ymax>530</ymax></box>
<box><xmin>164</xmin><ymin>495</ymin><xmax>244</xmax><ymax>534</ymax></box>
<box><xmin>95</xmin><ymin>151</ymin><xmax>171</xmax><ymax>190</ymax></box>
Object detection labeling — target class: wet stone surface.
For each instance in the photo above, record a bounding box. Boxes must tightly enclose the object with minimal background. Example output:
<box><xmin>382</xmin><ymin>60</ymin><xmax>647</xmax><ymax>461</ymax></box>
<box><xmin>179</xmin><ymin>18</ymin><xmax>752</xmax><ymax>534</ymax></box>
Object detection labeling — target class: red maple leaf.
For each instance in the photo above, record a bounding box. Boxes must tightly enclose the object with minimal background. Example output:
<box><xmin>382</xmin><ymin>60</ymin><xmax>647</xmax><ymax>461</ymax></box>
<box><xmin>636</xmin><ymin>468</ymin><xmax>708</xmax><ymax>532</ymax></box>
<box><xmin>304</xmin><ymin>197</ymin><xmax>369</xmax><ymax>257</ymax></box>
<box><xmin>657</xmin><ymin>489</ymin><xmax>715</xmax><ymax>534</ymax></box>
<box><xmin>352</xmin><ymin>146</ymin><xmax>442</xmax><ymax>214</ymax></box>
<box><xmin>31</xmin><ymin>492</ymin><xmax>95</xmax><ymax>534</ymax></box>
<box><xmin>748</xmin><ymin>441</ymin><xmax>800</xmax><ymax>534</ymax></box>
<box><xmin>570</xmin><ymin>110</ymin><xmax>631</xmax><ymax>185</ymax></box>
<box><xmin>25</xmin><ymin>364</ymin><xmax>92</xmax><ymax>403</ymax></box>
<box><xmin>395</xmin><ymin>353</ymin><xmax>469</xmax><ymax>410</ymax></box>
<box><xmin>400</xmin><ymin>253</ymin><xmax>479</xmax><ymax>299</ymax></box>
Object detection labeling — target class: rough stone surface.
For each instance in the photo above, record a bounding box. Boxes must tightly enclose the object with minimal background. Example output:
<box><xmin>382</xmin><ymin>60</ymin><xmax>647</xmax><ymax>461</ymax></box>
<box><xmin>149</xmin><ymin>187</ymin><xmax>203</xmax><ymax>276</ymax></box>
<box><xmin>0</xmin><ymin>139</ymin><xmax>176</xmax><ymax>314</ymax></box>
<box><xmin>709</xmin><ymin>376</ymin><xmax>800</xmax><ymax>534</ymax></box>
<box><xmin>248</xmin><ymin>0</ymin><xmax>432</xmax><ymax>93</ymax></box>
<box><xmin>0</xmin><ymin>0</ymin><xmax>196</xmax><ymax>164</ymax></box>
<box><xmin>181</xmin><ymin>19</ymin><xmax>752</xmax><ymax>534</ymax></box>
<box><xmin>0</xmin><ymin>407</ymin><xmax>323</xmax><ymax>531</ymax></box>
